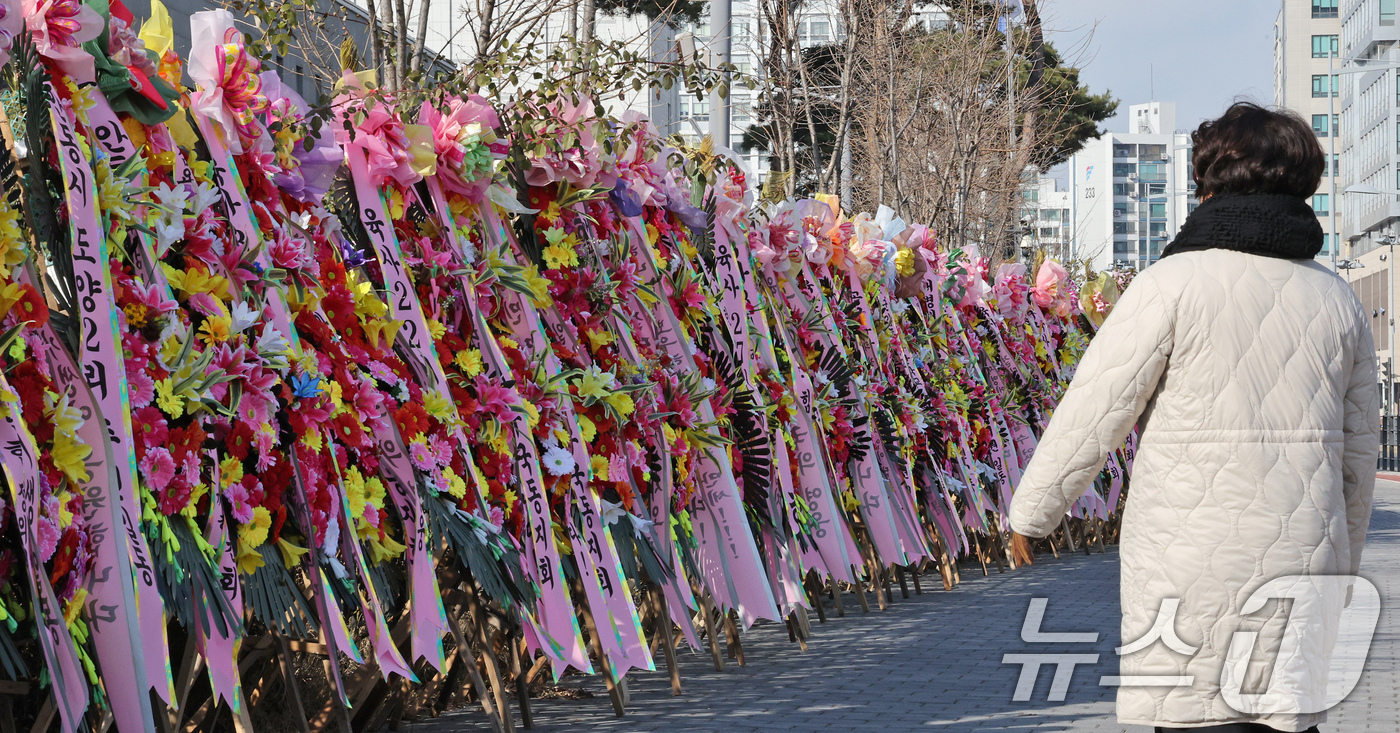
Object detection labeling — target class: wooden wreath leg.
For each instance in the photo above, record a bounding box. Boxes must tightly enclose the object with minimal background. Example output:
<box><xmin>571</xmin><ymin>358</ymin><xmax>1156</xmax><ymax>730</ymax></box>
<box><xmin>1060</xmin><ymin>517</ymin><xmax>1078</xmax><ymax>552</ymax></box>
<box><xmin>466</xmin><ymin>592</ymin><xmax>515</xmax><ymax>733</ymax></box>
<box><xmin>650</xmin><ymin>587</ymin><xmax>682</xmax><ymax>696</ymax></box>
<box><xmin>28</xmin><ymin>697</ymin><xmax>54</xmax><ymax>733</ymax></box>
<box><xmin>784</xmin><ymin>610</ymin><xmax>809</xmax><ymax>652</ymax></box>
<box><xmin>274</xmin><ymin>635</ymin><xmax>313</xmax><ymax>733</ymax></box>
<box><xmin>828</xmin><ymin>579</ymin><xmax>845</xmax><ymax>617</ymax></box>
<box><xmin>695</xmin><ymin>587</ymin><xmax>725</xmax><ymax>672</ymax></box>
<box><xmin>723</xmin><ymin>611</ymin><xmax>745</xmax><ymax>666</ymax></box>
<box><xmin>576</xmin><ymin>598</ymin><xmax>625</xmax><ymax>717</ymax></box>
<box><xmin>910</xmin><ymin>562</ymin><xmax>923</xmax><ymax>595</ymax></box>
<box><xmin>895</xmin><ymin>564</ymin><xmax>909</xmax><ymax>597</ymax></box>
<box><xmin>510</xmin><ymin>634</ymin><xmax>533</xmax><ymax>729</ymax></box>
<box><xmin>1095</xmin><ymin>520</ymin><xmax>1108</xmax><ymax>554</ymax></box>
<box><xmin>803</xmin><ymin>574</ymin><xmax>827</xmax><ymax>623</ymax></box>
<box><xmin>166</xmin><ymin>633</ymin><xmax>202</xmax><ymax>732</ymax></box>
<box><xmin>987</xmin><ymin>523</ymin><xmax>1008</xmax><ymax>573</ymax></box>
<box><xmin>882</xmin><ymin>564</ymin><xmax>895</xmax><ymax>605</ymax></box>
<box><xmin>445</xmin><ymin>604</ymin><xmax>505</xmax><ymax>733</ymax></box>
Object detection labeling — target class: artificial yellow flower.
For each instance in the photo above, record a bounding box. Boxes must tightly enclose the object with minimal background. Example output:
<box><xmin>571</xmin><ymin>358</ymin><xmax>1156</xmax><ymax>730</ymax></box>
<box><xmin>387</xmin><ymin>187</ymin><xmax>406</xmax><ymax>220</ymax></box>
<box><xmin>497</xmin><ymin>336</ymin><xmax>519</xmax><ymax>350</ymax></box>
<box><xmin>219</xmin><ymin>456</ymin><xmax>244</xmax><ymax>489</ymax></box>
<box><xmin>197</xmin><ymin>315</ymin><xmax>232</xmax><ymax>346</ymax></box>
<box><xmin>94</xmin><ymin>159</ymin><xmax>131</xmax><ymax>222</ymax></box>
<box><xmin>154</xmin><ymin>378</ymin><xmax>184</xmax><ymax>418</ymax></box>
<box><xmin>163</xmin><ymin>264</ymin><xmax>231</xmax><ymax>300</ymax></box>
<box><xmin>361</xmin><ymin>317</ymin><xmax>401</xmax><ymax>349</ymax></box>
<box><xmin>518</xmin><ymin>398</ymin><xmax>540</xmax><ymax>428</ymax></box>
<box><xmin>585</xmin><ymin>328</ymin><xmax>615</xmax><ymax>350</ymax></box>
<box><xmin>542</xmin><ymin>242</ymin><xmax>578</xmax><ymax>271</ymax></box>
<box><xmin>444</xmin><ymin>467</ymin><xmax>468</xmax><ymax>499</ymax></box>
<box><xmin>604</xmin><ymin>391</ymin><xmax>636</xmax><ymax>419</ymax></box>
<box><xmin>425</xmin><ymin>318</ymin><xmax>447</xmax><ymax>340</ymax></box>
<box><xmin>300</xmin><ymin>428</ymin><xmax>323</xmax><ymax>452</ymax></box>
<box><xmin>523</xmin><ymin>266</ymin><xmax>553</xmax><ymax>307</ymax></box>
<box><xmin>276</xmin><ymin>537</ymin><xmax>310</xmax><ymax>569</ymax></box>
<box><xmin>575</xmin><ymin>366</ymin><xmax>614</xmax><ymax>401</ymax></box>
<box><xmin>590</xmin><ymin>455</ymin><xmax>610</xmax><ymax>482</ymax></box>
<box><xmin>454</xmin><ymin>349</ymin><xmax>483</xmax><ymax>377</ymax></box>
<box><xmin>539</xmin><ymin>200</ymin><xmax>562</xmax><ymax>223</ymax></box>
<box><xmin>501</xmin><ymin>489</ymin><xmax>518</xmax><ymax>512</ymax></box>
<box><xmin>123</xmin><ymin>302</ymin><xmax>150</xmax><ymax>328</ymax></box>
<box><xmin>54</xmin><ymin>490</ymin><xmax>74</xmax><ymax>528</ymax></box>
<box><xmin>576</xmin><ymin>413</ymin><xmax>597</xmax><ymax>443</ymax></box>
<box><xmin>236</xmin><ymin>507</ymin><xmax>273</xmax><ymax>574</ymax></box>
<box><xmin>423</xmin><ymin>390</ymin><xmax>457</xmax><ymax>422</ymax></box>
<box><xmin>344</xmin><ymin>465</ymin><xmax>369</xmax><ymax>519</ymax></box>
<box><xmin>894</xmin><ymin>248</ymin><xmax>916</xmax><ymax>277</ymax></box>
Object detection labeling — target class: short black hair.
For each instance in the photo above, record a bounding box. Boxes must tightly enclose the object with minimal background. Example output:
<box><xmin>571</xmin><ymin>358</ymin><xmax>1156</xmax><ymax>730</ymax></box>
<box><xmin>1191</xmin><ymin>102</ymin><xmax>1326</xmax><ymax>200</ymax></box>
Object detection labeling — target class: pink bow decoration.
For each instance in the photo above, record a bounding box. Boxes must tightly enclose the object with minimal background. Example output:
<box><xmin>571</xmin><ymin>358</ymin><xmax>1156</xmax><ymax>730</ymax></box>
<box><xmin>22</xmin><ymin>0</ymin><xmax>101</xmax><ymax>82</ymax></box>
<box><xmin>1032</xmin><ymin>259</ymin><xmax>1073</xmax><ymax>318</ymax></box>
<box><xmin>188</xmin><ymin>11</ymin><xmax>270</xmax><ymax>155</ymax></box>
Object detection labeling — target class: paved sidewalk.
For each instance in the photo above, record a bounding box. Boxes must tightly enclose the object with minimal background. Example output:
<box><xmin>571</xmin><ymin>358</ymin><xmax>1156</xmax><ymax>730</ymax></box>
<box><xmin>411</xmin><ymin>480</ymin><xmax>1400</xmax><ymax>732</ymax></box>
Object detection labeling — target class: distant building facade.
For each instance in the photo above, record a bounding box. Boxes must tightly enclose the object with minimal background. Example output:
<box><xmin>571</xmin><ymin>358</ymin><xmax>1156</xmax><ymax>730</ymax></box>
<box><xmin>1068</xmin><ymin>102</ymin><xmax>1197</xmax><ymax>272</ymax></box>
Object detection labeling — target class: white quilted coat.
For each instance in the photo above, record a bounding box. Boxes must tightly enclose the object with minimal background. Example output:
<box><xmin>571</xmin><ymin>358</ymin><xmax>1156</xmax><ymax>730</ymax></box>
<box><xmin>1009</xmin><ymin>250</ymin><xmax>1379</xmax><ymax>731</ymax></box>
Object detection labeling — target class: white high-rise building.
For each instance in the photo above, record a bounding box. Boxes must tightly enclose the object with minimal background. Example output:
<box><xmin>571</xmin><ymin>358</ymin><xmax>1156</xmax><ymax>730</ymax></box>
<box><xmin>1019</xmin><ymin>176</ymin><xmax>1072</xmax><ymax>263</ymax></box>
<box><xmin>1068</xmin><ymin>102</ymin><xmax>1198</xmax><ymax>272</ymax></box>
<box><xmin>1274</xmin><ymin>0</ymin><xmax>1341</xmax><ymax>265</ymax></box>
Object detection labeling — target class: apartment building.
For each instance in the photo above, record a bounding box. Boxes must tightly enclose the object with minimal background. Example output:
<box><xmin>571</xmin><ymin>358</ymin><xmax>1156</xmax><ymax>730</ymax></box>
<box><xmin>1068</xmin><ymin>102</ymin><xmax>1198</xmax><ymax>272</ymax></box>
<box><xmin>1274</xmin><ymin>0</ymin><xmax>1342</xmax><ymax>265</ymax></box>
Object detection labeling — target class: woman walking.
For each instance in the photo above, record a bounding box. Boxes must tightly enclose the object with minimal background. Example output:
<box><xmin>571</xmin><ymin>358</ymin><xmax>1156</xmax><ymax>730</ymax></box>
<box><xmin>1009</xmin><ymin>102</ymin><xmax>1379</xmax><ymax>733</ymax></box>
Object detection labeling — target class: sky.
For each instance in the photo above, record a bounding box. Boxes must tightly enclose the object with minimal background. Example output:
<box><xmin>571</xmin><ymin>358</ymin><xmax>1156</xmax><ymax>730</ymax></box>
<box><xmin>1041</xmin><ymin>0</ymin><xmax>1278</xmax><ymax>166</ymax></box>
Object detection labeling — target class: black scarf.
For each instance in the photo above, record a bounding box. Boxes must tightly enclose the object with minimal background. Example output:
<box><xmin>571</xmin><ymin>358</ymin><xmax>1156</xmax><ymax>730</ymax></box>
<box><xmin>1159</xmin><ymin>193</ymin><xmax>1323</xmax><ymax>260</ymax></box>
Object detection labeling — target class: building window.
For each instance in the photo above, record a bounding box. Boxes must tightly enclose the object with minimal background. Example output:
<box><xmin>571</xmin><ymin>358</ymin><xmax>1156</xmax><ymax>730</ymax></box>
<box><xmin>1113</xmin><ymin>183</ymin><xmax>1133</xmax><ymax>196</ymax></box>
<box><xmin>1149</xmin><ymin>202</ymin><xmax>1167</xmax><ymax>218</ymax></box>
<box><xmin>1312</xmin><ymin>193</ymin><xmax>1330</xmax><ymax>215</ymax></box>
<box><xmin>1312</xmin><ymin>74</ymin><xmax>1339</xmax><ymax>97</ymax></box>
<box><xmin>1039</xmin><ymin>227</ymin><xmax>1056</xmax><ymax>238</ymax></box>
<box><xmin>1312</xmin><ymin>34</ymin><xmax>1339</xmax><ymax>57</ymax></box>
<box><xmin>1113</xmin><ymin>163</ymin><xmax>1136</xmax><ymax>177</ymax></box>
<box><xmin>1040</xmin><ymin>209</ymin><xmax>1059</xmax><ymax>221</ymax></box>
<box><xmin>1138</xmin><ymin>163</ymin><xmax>1167</xmax><ymax>182</ymax></box>
<box><xmin>798</xmin><ymin>19</ymin><xmax>831</xmax><ymax>44</ymax></box>
<box><xmin>1331</xmin><ymin>153</ymin><xmax>1340</xmax><ymax>177</ymax></box>
<box><xmin>1385</xmin><ymin>0</ymin><xmax>1396</xmax><ymax>25</ymax></box>
<box><xmin>1112</xmin><ymin>143</ymin><xmax>1136</xmax><ymax>158</ymax></box>
<box><xmin>1114</xmin><ymin>221</ymin><xmax>1135</xmax><ymax>235</ymax></box>
<box><xmin>1313</xmin><ymin>114</ymin><xmax>1330</xmax><ymax>136</ymax></box>
<box><xmin>1321</xmin><ymin>233</ymin><xmax>1330</xmax><ymax>255</ymax></box>
<box><xmin>1312</xmin><ymin>0</ymin><xmax>1337</xmax><ymax>18</ymax></box>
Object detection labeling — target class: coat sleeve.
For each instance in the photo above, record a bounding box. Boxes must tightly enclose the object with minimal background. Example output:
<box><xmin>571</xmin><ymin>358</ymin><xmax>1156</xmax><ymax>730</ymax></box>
<box><xmin>1341</xmin><ymin>314</ymin><xmax>1379</xmax><ymax>576</ymax></box>
<box><xmin>1009</xmin><ymin>270</ymin><xmax>1175</xmax><ymax>538</ymax></box>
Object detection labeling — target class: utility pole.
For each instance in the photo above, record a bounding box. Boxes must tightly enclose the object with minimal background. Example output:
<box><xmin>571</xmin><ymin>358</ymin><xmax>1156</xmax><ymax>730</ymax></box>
<box><xmin>708</xmin><ymin>0</ymin><xmax>733</xmax><ymax>147</ymax></box>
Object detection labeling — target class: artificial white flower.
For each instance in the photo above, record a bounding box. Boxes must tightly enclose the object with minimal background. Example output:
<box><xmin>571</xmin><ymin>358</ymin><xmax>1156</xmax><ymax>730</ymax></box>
<box><xmin>152</xmin><ymin>181</ymin><xmax>190</xmax><ymax>213</ymax></box>
<box><xmin>193</xmin><ymin>181</ymin><xmax>221</xmax><ymax>212</ymax></box>
<box><xmin>541</xmin><ymin>444</ymin><xmax>576</xmax><ymax>477</ymax></box>
<box><xmin>230</xmin><ymin>302</ymin><xmax>259</xmax><ymax>332</ymax></box>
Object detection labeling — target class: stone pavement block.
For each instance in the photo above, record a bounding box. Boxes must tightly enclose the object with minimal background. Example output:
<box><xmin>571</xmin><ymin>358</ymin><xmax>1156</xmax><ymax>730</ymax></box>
<box><xmin>417</xmin><ymin>480</ymin><xmax>1400</xmax><ymax>733</ymax></box>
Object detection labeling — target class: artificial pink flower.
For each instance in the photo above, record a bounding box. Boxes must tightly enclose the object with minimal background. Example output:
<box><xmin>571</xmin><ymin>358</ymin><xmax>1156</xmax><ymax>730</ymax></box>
<box><xmin>224</xmin><ymin>481</ymin><xmax>254</xmax><ymax>523</ymax></box>
<box><xmin>140</xmin><ymin>447</ymin><xmax>176</xmax><ymax>491</ymax></box>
